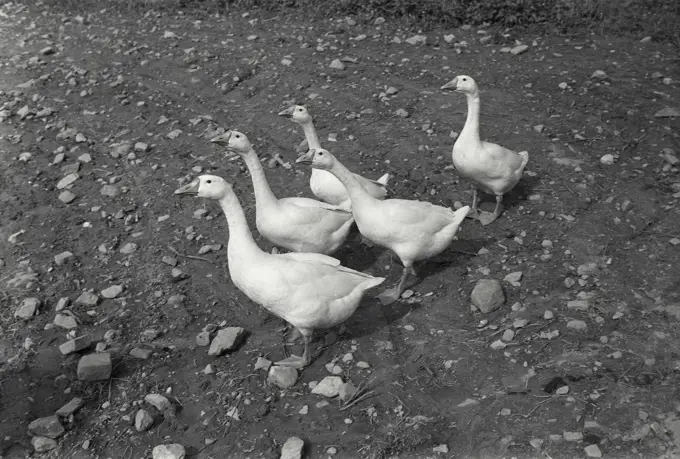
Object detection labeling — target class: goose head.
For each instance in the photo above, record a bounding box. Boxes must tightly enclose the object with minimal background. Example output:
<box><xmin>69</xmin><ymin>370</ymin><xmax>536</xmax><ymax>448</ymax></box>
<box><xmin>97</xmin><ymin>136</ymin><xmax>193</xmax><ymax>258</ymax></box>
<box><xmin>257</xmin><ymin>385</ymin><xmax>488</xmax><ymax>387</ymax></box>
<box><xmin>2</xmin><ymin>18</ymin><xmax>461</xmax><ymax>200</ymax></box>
<box><xmin>278</xmin><ymin>105</ymin><xmax>312</xmax><ymax>124</ymax></box>
<box><xmin>295</xmin><ymin>148</ymin><xmax>335</xmax><ymax>170</ymax></box>
<box><xmin>174</xmin><ymin>174</ymin><xmax>232</xmax><ymax>200</ymax></box>
<box><xmin>210</xmin><ymin>130</ymin><xmax>253</xmax><ymax>156</ymax></box>
<box><xmin>441</xmin><ymin>75</ymin><xmax>478</xmax><ymax>95</ymax></box>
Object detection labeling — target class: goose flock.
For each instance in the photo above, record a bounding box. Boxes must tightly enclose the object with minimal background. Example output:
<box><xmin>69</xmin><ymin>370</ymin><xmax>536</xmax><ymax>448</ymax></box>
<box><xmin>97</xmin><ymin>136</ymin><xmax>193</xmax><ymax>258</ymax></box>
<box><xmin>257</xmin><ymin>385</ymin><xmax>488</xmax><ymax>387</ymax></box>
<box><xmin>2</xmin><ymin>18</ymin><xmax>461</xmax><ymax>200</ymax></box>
<box><xmin>174</xmin><ymin>75</ymin><xmax>529</xmax><ymax>369</ymax></box>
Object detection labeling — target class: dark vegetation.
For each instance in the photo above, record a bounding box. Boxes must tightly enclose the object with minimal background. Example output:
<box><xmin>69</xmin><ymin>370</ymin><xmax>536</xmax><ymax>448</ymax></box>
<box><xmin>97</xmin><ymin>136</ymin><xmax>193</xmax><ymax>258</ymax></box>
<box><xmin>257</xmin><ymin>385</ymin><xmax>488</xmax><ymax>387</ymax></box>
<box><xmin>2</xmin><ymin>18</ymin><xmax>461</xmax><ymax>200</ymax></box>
<box><xmin>39</xmin><ymin>0</ymin><xmax>680</xmax><ymax>44</ymax></box>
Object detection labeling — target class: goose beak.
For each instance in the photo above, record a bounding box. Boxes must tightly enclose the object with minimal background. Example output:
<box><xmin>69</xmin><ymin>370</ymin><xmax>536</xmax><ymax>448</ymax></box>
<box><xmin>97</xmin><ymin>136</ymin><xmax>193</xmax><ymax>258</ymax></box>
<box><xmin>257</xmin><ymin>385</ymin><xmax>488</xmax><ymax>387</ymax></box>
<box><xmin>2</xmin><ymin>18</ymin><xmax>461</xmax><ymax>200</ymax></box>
<box><xmin>278</xmin><ymin>106</ymin><xmax>295</xmax><ymax>118</ymax></box>
<box><xmin>174</xmin><ymin>179</ymin><xmax>200</xmax><ymax>196</ymax></box>
<box><xmin>441</xmin><ymin>77</ymin><xmax>459</xmax><ymax>91</ymax></box>
<box><xmin>295</xmin><ymin>149</ymin><xmax>315</xmax><ymax>166</ymax></box>
<box><xmin>210</xmin><ymin>131</ymin><xmax>232</xmax><ymax>147</ymax></box>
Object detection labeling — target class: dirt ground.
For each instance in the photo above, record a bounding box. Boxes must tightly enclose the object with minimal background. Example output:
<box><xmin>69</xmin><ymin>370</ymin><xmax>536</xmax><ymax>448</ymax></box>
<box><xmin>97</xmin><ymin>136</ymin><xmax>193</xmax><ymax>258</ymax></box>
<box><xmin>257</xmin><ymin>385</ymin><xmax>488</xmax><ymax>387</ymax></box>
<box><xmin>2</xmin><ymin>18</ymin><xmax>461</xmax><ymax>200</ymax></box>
<box><xmin>1</xmin><ymin>2</ymin><xmax>679</xmax><ymax>458</ymax></box>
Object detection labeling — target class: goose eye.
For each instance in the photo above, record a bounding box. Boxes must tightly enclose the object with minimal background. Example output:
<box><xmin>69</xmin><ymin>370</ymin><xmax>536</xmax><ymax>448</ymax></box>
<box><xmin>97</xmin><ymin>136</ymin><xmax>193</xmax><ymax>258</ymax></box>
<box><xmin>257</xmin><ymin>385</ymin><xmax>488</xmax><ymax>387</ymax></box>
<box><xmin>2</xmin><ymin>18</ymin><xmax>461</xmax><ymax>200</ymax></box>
<box><xmin>318</xmin><ymin>152</ymin><xmax>324</xmax><ymax>156</ymax></box>
<box><xmin>206</xmin><ymin>180</ymin><xmax>212</xmax><ymax>184</ymax></box>
<box><xmin>235</xmin><ymin>134</ymin><xmax>240</xmax><ymax>138</ymax></box>
<box><xmin>462</xmin><ymin>78</ymin><xmax>467</xmax><ymax>81</ymax></box>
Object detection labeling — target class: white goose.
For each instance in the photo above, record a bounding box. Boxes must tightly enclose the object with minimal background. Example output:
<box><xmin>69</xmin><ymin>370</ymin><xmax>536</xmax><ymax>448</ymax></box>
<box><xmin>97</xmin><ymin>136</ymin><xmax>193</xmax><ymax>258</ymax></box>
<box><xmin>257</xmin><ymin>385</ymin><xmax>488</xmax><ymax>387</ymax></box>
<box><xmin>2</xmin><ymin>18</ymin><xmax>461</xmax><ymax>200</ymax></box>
<box><xmin>211</xmin><ymin>130</ymin><xmax>354</xmax><ymax>255</ymax></box>
<box><xmin>441</xmin><ymin>75</ymin><xmax>529</xmax><ymax>225</ymax></box>
<box><xmin>297</xmin><ymin>149</ymin><xmax>470</xmax><ymax>305</ymax></box>
<box><xmin>278</xmin><ymin>104</ymin><xmax>390</xmax><ymax>210</ymax></box>
<box><xmin>175</xmin><ymin>175</ymin><xmax>385</xmax><ymax>368</ymax></box>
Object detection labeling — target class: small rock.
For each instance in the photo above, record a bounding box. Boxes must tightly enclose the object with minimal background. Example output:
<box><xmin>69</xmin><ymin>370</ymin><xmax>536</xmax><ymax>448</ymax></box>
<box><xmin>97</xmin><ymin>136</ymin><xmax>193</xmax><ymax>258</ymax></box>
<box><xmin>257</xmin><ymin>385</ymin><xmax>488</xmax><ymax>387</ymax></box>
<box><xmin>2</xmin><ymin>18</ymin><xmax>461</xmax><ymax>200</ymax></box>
<box><xmin>267</xmin><ymin>366</ymin><xmax>298</xmax><ymax>389</ymax></box>
<box><xmin>110</xmin><ymin>141</ymin><xmax>131</xmax><ymax>158</ymax></box>
<box><xmin>152</xmin><ymin>444</ymin><xmax>186</xmax><ymax>459</ymax></box>
<box><xmin>591</xmin><ymin>70</ymin><xmax>608</xmax><ymax>80</ymax></box>
<box><xmin>510</xmin><ymin>44</ymin><xmax>528</xmax><ymax>55</ymax></box>
<box><xmin>471</xmin><ymin>279</ymin><xmax>505</xmax><ymax>313</ymax></box>
<box><xmin>14</xmin><ymin>297</ymin><xmax>40</xmax><ymax>319</ymax></box>
<box><xmin>558</xmin><ymin>82</ymin><xmax>569</xmax><ymax>90</ymax></box>
<box><xmin>563</xmin><ymin>431</ymin><xmax>583</xmax><ymax>442</ymax></box>
<box><xmin>655</xmin><ymin>107</ymin><xmax>680</xmax><ymax>118</ymax></box>
<box><xmin>584</xmin><ymin>444</ymin><xmax>602</xmax><ymax>458</ymax></box>
<box><xmin>28</xmin><ymin>415</ymin><xmax>64</xmax><ymax>439</ymax></box>
<box><xmin>54</xmin><ymin>313</ymin><xmax>78</xmax><ymax>329</ymax></box>
<box><xmin>254</xmin><ymin>357</ymin><xmax>272</xmax><ymax>371</ymax></box>
<box><xmin>600</xmin><ymin>154</ymin><xmax>615</xmax><ymax>165</ymax></box>
<box><xmin>100</xmin><ymin>184</ymin><xmax>119</xmax><ymax>197</ymax></box>
<box><xmin>58</xmin><ymin>190</ymin><xmax>76</xmax><ymax>203</ymax></box>
<box><xmin>40</xmin><ymin>46</ymin><xmax>55</xmax><ymax>55</ymax></box>
<box><xmin>134</xmin><ymin>142</ymin><xmax>149</xmax><ymax>152</ymax></box>
<box><xmin>329</xmin><ymin>59</ymin><xmax>345</xmax><ymax>70</ymax></box>
<box><xmin>101</xmin><ymin>285</ymin><xmax>123</xmax><ymax>299</ymax></box>
<box><xmin>130</xmin><ymin>347</ymin><xmax>153</xmax><ymax>359</ymax></box>
<box><xmin>662</xmin><ymin>148</ymin><xmax>679</xmax><ymax>165</ymax></box>
<box><xmin>566</xmin><ymin>320</ymin><xmax>587</xmax><ymax>331</ymax></box>
<box><xmin>501</xmin><ymin>329</ymin><xmax>515</xmax><ymax>342</ymax></box>
<box><xmin>208</xmin><ymin>327</ymin><xmax>246</xmax><ymax>356</ymax></box>
<box><xmin>556</xmin><ymin>385</ymin><xmax>569</xmax><ymax>395</ymax></box>
<box><xmin>529</xmin><ymin>438</ymin><xmax>544</xmax><ymax>449</ymax></box>
<box><xmin>56</xmin><ymin>173</ymin><xmax>79</xmax><ymax>189</ymax></box>
<box><xmin>280</xmin><ymin>437</ymin><xmax>304</xmax><ymax>459</ymax></box>
<box><xmin>59</xmin><ymin>335</ymin><xmax>91</xmax><ymax>355</ymax></box>
<box><xmin>490</xmin><ymin>339</ymin><xmax>506</xmax><ymax>350</ymax></box>
<box><xmin>433</xmin><ymin>444</ymin><xmax>449</xmax><ymax>454</ymax></box>
<box><xmin>135</xmin><ymin>409</ymin><xmax>154</xmax><ymax>431</ymax></box>
<box><xmin>75</xmin><ymin>133</ymin><xmax>87</xmax><ymax>143</ymax></box>
<box><xmin>54</xmin><ymin>251</ymin><xmax>74</xmax><ymax>266</ymax></box>
<box><xmin>77</xmin><ymin>353</ymin><xmax>112</xmax><ymax>381</ymax></box>
<box><xmin>196</xmin><ymin>331</ymin><xmax>211</xmax><ymax>346</ymax></box>
<box><xmin>567</xmin><ymin>300</ymin><xmax>589</xmax><ymax>311</ymax></box>
<box><xmin>32</xmin><ymin>436</ymin><xmax>58</xmax><ymax>453</ymax></box>
<box><xmin>640</xmin><ymin>36</ymin><xmax>652</xmax><ymax>43</ymax></box>
<box><xmin>76</xmin><ymin>291</ymin><xmax>99</xmax><ymax>306</ymax></box>
<box><xmin>533</xmin><ymin>124</ymin><xmax>545</xmax><ymax>133</ymax></box>
<box><xmin>312</xmin><ymin>376</ymin><xmax>344</xmax><ymax>397</ymax></box>
<box><xmin>145</xmin><ymin>394</ymin><xmax>171</xmax><ymax>411</ymax></box>
<box><xmin>544</xmin><ymin>310</ymin><xmax>554</xmax><ymax>320</ymax></box>
<box><xmin>405</xmin><ymin>34</ymin><xmax>427</xmax><ymax>45</ymax></box>
<box><xmin>120</xmin><ymin>243</ymin><xmax>137</xmax><ymax>254</ymax></box>
<box><xmin>395</xmin><ymin>108</ymin><xmax>409</xmax><ymax>118</ymax></box>
<box><xmin>56</xmin><ymin>397</ymin><xmax>84</xmax><ymax>417</ymax></box>
<box><xmin>338</xmin><ymin>382</ymin><xmax>358</xmax><ymax>402</ymax></box>
<box><xmin>167</xmin><ymin>129</ymin><xmax>183</xmax><ymax>139</ymax></box>
<box><xmin>503</xmin><ymin>271</ymin><xmax>522</xmax><ymax>286</ymax></box>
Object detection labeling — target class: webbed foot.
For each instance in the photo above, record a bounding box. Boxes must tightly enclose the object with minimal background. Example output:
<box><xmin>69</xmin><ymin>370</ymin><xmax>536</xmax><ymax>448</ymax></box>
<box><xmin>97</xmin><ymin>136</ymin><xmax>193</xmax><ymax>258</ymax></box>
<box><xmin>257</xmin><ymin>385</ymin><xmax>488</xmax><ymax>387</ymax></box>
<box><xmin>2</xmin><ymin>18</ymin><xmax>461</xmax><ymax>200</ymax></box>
<box><xmin>376</xmin><ymin>287</ymin><xmax>401</xmax><ymax>305</ymax></box>
<box><xmin>275</xmin><ymin>355</ymin><xmax>308</xmax><ymax>369</ymax></box>
<box><xmin>478</xmin><ymin>211</ymin><xmax>499</xmax><ymax>226</ymax></box>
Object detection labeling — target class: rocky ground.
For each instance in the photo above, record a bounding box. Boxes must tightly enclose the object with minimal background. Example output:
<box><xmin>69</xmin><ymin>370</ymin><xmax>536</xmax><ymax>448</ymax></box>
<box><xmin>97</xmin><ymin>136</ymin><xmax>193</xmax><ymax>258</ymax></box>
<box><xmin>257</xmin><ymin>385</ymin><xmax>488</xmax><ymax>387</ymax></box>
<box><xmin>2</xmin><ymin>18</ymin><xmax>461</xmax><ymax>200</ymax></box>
<box><xmin>0</xmin><ymin>1</ymin><xmax>679</xmax><ymax>458</ymax></box>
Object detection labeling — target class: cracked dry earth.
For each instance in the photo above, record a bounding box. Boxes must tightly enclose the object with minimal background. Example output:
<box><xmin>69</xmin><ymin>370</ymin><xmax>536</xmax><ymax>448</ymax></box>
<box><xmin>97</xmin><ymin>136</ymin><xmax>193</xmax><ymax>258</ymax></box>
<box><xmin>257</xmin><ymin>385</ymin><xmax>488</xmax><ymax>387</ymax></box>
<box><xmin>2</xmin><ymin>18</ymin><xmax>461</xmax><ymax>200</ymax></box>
<box><xmin>1</xmin><ymin>2</ymin><xmax>680</xmax><ymax>458</ymax></box>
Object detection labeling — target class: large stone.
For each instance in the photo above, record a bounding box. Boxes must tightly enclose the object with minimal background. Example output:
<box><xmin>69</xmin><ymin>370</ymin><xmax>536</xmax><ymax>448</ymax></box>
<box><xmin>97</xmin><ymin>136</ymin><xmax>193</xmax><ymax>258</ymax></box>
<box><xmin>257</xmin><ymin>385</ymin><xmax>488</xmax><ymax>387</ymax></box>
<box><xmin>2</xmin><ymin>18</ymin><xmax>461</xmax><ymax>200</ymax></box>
<box><xmin>152</xmin><ymin>444</ymin><xmax>186</xmax><ymax>459</ymax></box>
<box><xmin>77</xmin><ymin>353</ymin><xmax>112</xmax><ymax>381</ymax></box>
<box><xmin>267</xmin><ymin>366</ymin><xmax>298</xmax><ymax>389</ymax></box>
<box><xmin>101</xmin><ymin>285</ymin><xmax>123</xmax><ymax>299</ymax></box>
<box><xmin>145</xmin><ymin>393</ymin><xmax>171</xmax><ymax>411</ymax></box>
<box><xmin>28</xmin><ymin>415</ymin><xmax>64</xmax><ymax>438</ymax></box>
<box><xmin>54</xmin><ymin>313</ymin><xmax>78</xmax><ymax>329</ymax></box>
<box><xmin>31</xmin><ymin>436</ymin><xmax>58</xmax><ymax>452</ymax></box>
<box><xmin>135</xmin><ymin>409</ymin><xmax>154</xmax><ymax>431</ymax></box>
<box><xmin>100</xmin><ymin>184</ymin><xmax>119</xmax><ymax>197</ymax></box>
<box><xmin>54</xmin><ymin>251</ymin><xmax>74</xmax><ymax>265</ymax></box>
<box><xmin>14</xmin><ymin>297</ymin><xmax>40</xmax><ymax>319</ymax></box>
<box><xmin>59</xmin><ymin>335</ymin><xmax>91</xmax><ymax>355</ymax></box>
<box><xmin>208</xmin><ymin>327</ymin><xmax>246</xmax><ymax>356</ymax></box>
<box><xmin>312</xmin><ymin>376</ymin><xmax>344</xmax><ymax>398</ymax></box>
<box><xmin>471</xmin><ymin>279</ymin><xmax>505</xmax><ymax>313</ymax></box>
<box><xmin>109</xmin><ymin>141</ymin><xmax>132</xmax><ymax>158</ymax></box>
<box><xmin>56</xmin><ymin>397</ymin><xmax>84</xmax><ymax>417</ymax></box>
<box><xmin>56</xmin><ymin>173</ymin><xmax>79</xmax><ymax>189</ymax></box>
<box><xmin>280</xmin><ymin>437</ymin><xmax>304</xmax><ymax>459</ymax></box>
<box><xmin>75</xmin><ymin>292</ymin><xmax>99</xmax><ymax>306</ymax></box>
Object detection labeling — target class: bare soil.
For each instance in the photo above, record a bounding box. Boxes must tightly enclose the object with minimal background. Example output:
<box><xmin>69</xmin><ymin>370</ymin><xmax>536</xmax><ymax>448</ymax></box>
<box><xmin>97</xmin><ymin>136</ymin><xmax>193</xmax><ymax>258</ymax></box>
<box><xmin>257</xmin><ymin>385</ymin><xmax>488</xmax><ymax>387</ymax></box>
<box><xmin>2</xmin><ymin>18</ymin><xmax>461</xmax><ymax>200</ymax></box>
<box><xmin>1</xmin><ymin>2</ymin><xmax>679</xmax><ymax>458</ymax></box>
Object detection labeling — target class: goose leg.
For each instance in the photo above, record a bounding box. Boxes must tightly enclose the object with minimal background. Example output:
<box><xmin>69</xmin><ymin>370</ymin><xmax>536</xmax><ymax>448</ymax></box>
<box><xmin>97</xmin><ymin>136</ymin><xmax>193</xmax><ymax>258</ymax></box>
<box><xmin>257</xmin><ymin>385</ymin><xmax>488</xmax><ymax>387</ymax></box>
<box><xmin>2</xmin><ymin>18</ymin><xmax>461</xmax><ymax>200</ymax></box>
<box><xmin>377</xmin><ymin>266</ymin><xmax>412</xmax><ymax>305</ymax></box>
<box><xmin>276</xmin><ymin>329</ymin><xmax>313</xmax><ymax>368</ymax></box>
<box><xmin>286</xmin><ymin>326</ymin><xmax>303</xmax><ymax>344</ymax></box>
<box><xmin>467</xmin><ymin>187</ymin><xmax>480</xmax><ymax>219</ymax></box>
<box><xmin>478</xmin><ymin>195</ymin><xmax>503</xmax><ymax>226</ymax></box>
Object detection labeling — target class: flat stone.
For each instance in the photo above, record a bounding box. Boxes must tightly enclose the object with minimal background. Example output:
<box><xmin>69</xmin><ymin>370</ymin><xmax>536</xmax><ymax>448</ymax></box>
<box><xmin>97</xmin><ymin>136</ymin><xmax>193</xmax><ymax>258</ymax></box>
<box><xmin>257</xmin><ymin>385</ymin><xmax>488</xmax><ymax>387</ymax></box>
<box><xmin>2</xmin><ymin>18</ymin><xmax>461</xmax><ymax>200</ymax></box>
<box><xmin>54</xmin><ymin>313</ymin><xmax>78</xmax><ymax>329</ymax></box>
<box><xmin>31</xmin><ymin>436</ymin><xmax>58</xmax><ymax>452</ymax></box>
<box><xmin>208</xmin><ymin>327</ymin><xmax>246</xmax><ymax>356</ymax></box>
<box><xmin>655</xmin><ymin>107</ymin><xmax>680</xmax><ymax>118</ymax></box>
<box><xmin>101</xmin><ymin>285</ymin><xmax>124</xmax><ymax>299</ymax></box>
<box><xmin>503</xmin><ymin>271</ymin><xmax>522</xmax><ymax>286</ymax></box>
<box><xmin>511</xmin><ymin>44</ymin><xmax>529</xmax><ymax>55</ymax></box>
<box><xmin>76</xmin><ymin>292</ymin><xmax>99</xmax><ymax>306</ymax></box>
<box><xmin>120</xmin><ymin>242</ymin><xmax>138</xmax><ymax>254</ymax></box>
<box><xmin>567</xmin><ymin>320</ymin><xmax>587</xmax><ymax>331</ymax></box>
<box><xmin>134</xmin><ymin>142</ymin><xmax>149</xmax><ymax>152</ymax></box>
<box><xmin>338</xmin><ymin>382</ymin><xmax>358</xmax><ymax>402</ymax></box>
<box><xmin>584</xmin><ymin>444</ymin><xmax>602</xmax><ymax>458</ymax></box>
<box><xmin>130</xmin><ymin>347</ymin><xmax>152</xmax><ymax>359</ymax></box>
<box><xmin>58</xmin><ymin>190</ymin><xmax>76</xmax><ymax>203</ymax></box>
<box><xmin>254</xmin><ymin>357</ymin><xmax>272</xmax><ymax>371</ymax></box>
<box><xmin>267</xmin><ymin>366</ymin><xmax>298</xmax><ymax>389</ymax></box>
<box><xmin>471</xmin><ymin>279</ymin><xmax>505</xmax><ymax>313</ymax></box>
<box><xmin>109</xmin><ymin>141</ymin><xmax>131</xmax><ymax>158</ymax></box>
<box><xmin>56</xmin><ymin>173</ymin><xmax>79</xmax><ymax>189</ymax></box>
<box><xmin>145</xmin><ymin>393</ymin><xmax>171</xmax><ymax>411</ymax></box>
<box><xmin>28</xmin><ymin>415</ymin><xmax>64</xmax><ymax>439</ymax></box>
<box><xmin>100</xmin><ymin>184</ymin><xmax>119</xmax><ymax>197</ymax></box>
<box><xmin>280</xmin><ymin>437</ymin><xmax>304</xmax><ymax>459</ymax></box>
<box><xmin>152</xmin><ymin>444</ymin><xmax>186</xmax><ymax>459</ymax></box>
<box><xmin>14</xmin><ymin>297</ymin><xmax>40</xmax><ymax>319</ymax></box>
<box><xmin>329</xmin><ymin>59</ymin><xmax>345</xmax><ymax>70</ymax></box>
<box><xmin>195</xmin><ymin>331</ymin><xmax>211</xmax><ymax>346</ymax></box>
<box><xmin>56</xmin><ymin>397</ymin><xmax>84</xmax><ymax>417</ymax></box>
<box><xmin>312</xmin><ymin>376</ymin><xmax>344</xmax><ymax>398</ymax></box>
<box><xmin>166</xmin><ymin>129</ymin><xmax>183</xmax><ymax>139</ymax></box>
<box><xmin>54</xmin><ymin>251</ymin><xmax>74</xmax><ymax>266</ymax></box>
<box><xmin>135</xmin><ymin>409</ymin><xmax>154</xmax><ymax>431</ymax></box>
<box><xmin>567</xmin><ymin>300</ymin><xmax>589</xmax><ymax>311</ymax></box>
<box><xmin>591</xmin><ymin>70</ymin><xmax>608</xmax><ymax>80</ymax></box>
<box><xmin>59</xmin><ymin>335</ymin><xmax>91</xmax><ymax>355</ymax></box>
<box><xmin>77</xmin><ymin>353</ymin><xmax>112</xmax><ymax>381</ymax></box>
<box><xmin>563</xmin><ymin>431</ymin><xmax>583</xmax><ymax>442</ymax></box>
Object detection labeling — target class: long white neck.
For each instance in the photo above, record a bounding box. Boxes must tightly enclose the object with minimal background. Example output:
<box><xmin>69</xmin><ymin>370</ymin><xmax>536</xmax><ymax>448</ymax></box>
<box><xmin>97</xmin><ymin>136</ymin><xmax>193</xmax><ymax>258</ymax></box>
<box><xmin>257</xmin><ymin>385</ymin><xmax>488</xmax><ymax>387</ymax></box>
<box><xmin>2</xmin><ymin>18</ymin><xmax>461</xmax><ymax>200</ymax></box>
<box><xmin>217</xmin><ymin>189</ymin><xmax>261</xmax><ymax>259</ymax></box>
<box><xmin>459</xmin><ymin>92</ymin><xmax>481</xmax><ymax>143</ymax></box>
<box><xmin>326</xmin><ymin>159</ymin><xmax>377</xmax><ymax>209</ymax></box>
<box><xmin>301</xmin><ymin>120</ymin><xmax>322</xmax><ymax>150</ymax></box>
<box><xmin>241</xmin><ymin>149</ymin><xmax>278</xmax><ymax>209</ymax></box>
